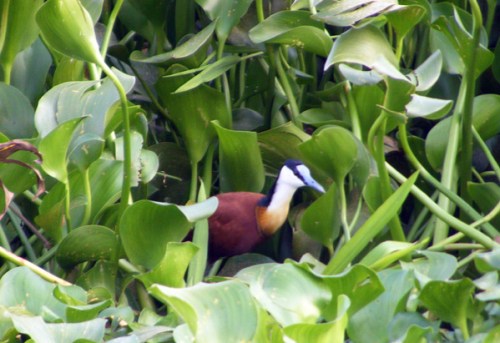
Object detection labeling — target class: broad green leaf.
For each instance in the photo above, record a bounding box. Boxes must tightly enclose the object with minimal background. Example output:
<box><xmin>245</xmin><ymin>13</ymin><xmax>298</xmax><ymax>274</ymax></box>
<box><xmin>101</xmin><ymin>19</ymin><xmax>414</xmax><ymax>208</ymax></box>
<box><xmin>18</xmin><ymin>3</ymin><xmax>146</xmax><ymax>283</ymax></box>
<box><xmin>0</xmin><ymin>83</ymin><xmax>36</xmax><ymax>138</ymax></box>
<box><xmin>213</xmin><ymin>121</ymin><xmax>265</xmax><ymax>192</ymax></box>
<box><xmin>249</xmin><ymin>11</ymin><xmax>332</xmax><ymax>57</ymax></box>
<box><xmin>338</xmin><ymin>64</ymin><xmax>383</xmax><ymax>85</ymax></box>
<box><xmin>80</xmin><ymin>0</ymin><xmax>103</xmax><ymax>24</ymax></box>
<box><xmin>474</xmin><ymin>272</ymin><xmax>500</xmax><ymax>302</ymax></box>
<box><xmin>419</xmin><ymin>278</ymin><xmax>475</xmax><ymax>331</ymax></box>
<box><xmin>56</xmin><ymin>225</ymin><xmax>119</xmax><ymax>270</ymax></box>
<box><xmin>36</xmin><ymin>0</ymin><xmax>103</xmax><ymax>64</ymax></box>
<box><xmin>11</xmin><ymin>38</ymin><xmax>52</xmax><ymax>103</ymax></box>
<box><xmin>401</xmin><ymin>251</ymin><xmax>458</xmax><ymax>286</ymax></box>
<box><xmin>0</xmin><ymin>0</ymin><xmax>43</xmax><ymax>77</ymax></box>
<box><xmin>388</xmin><ymin>312</ymin><xmax>438</xmax><ymax>343</ymax></box>
<box><xmin>236</xmin><ymin>263</ymin><xmax>331</xmax><ymax>326</ymax></box>
<box><xmin>314</xmin><ymin>0</ymin><xmax>401</xmax><ymax>27</ymax></box>
<box><xmin>39</xmin><ymin>117</ymin><xmax>85</xmax><ymax>182</ymax></box>
<box><xmin>11</xmin><ymin>315</ymin><xmax>106</xmax><ymax>343</ymax></box>
<box><xmin>138</xmin><ymin>242</ymin><xmax>198</xmax><ymax>288</ymax></box>
<box><xmin>195</xmin><ymin>0</ymin><xmax>254</xmax><ymax>41</ymax></box>
<box><xmin>325</xmin><ymin>25</ymin><xmax>405</xmax><ymax>81</ymax></box>
<box><xmin>76</xmin><ymin>260</ymin><xmax>116</xmax><ymax>301</ymax></box>
<box><xmin>130</xmin><ymin>22</ymin><xmax>215</xmax><ymax>68</ymax></box>
<box><xmin>348</xmin><ymin>269</ymin><xmax>415</xmax><ymax>343</ymax></box>
<box><xmin>126</xmin><ymin>0</ymin><xmax>169</xmax><ymax>29</ymax></box>
<box><xmin>475</xmin><ymin>249</ymin><xmax>500</xmax><ymax>272</ymax></box>
<box><xmin>52</xmin><ymin>57</ymin><xmax>85</xmax><ymax>85</ymax></box>
<box><xmin>120</xmin><ymin>200</ymin><xmax>192</xmax><ymax>269</ymax></box>
<box><xmin>468</xmin><ymin>182</ymin><xmax>500</xmax><ymax>228</ymax></box>
<box><xmin>284</xmin><ymin>295</ymin><xmax>350</xmax><ymax>343</ymax></box>
<box><xmin>300</xmin><ymin>183</ymin><xmax>340</xmax><ymax>248</ymax></box>
<box><xmin>0</xmin><ymin>267</ymin><xmax>67</xmax><ymax>320</ymax></box>
<box><xmin>156</xmin><ymin>64</ymin><xmax>230</xmax><ymax>164</ymax></box>
<box><xmin>324</xmin><ymin>173</ymin><xmax>418</xmax><ymax>274</ymax></box>
<box><xmin>408</xmin><ymin>50</ymin><xmax>442</xmax><ymax>92</ymax></box>
<box><xmin>299</xmin><ymin>126</ymin><xmax>359</xmax><ymax>184</ymax></box>
<box><xmin>150</xmin><ymin>280</ymin><xmax>259</xmax><ymax>343</ymax></box>
<box><xmin>258</xmin><ymin>122</ymin><xmax>311</xmax><ymax>173</ymax></box>
<box><xmin>353</xmin><ymin>84</ymin><xmax>384</xmax><ymax>142</ymax></box>
<box><xmin>385</xmin><ymin>4</ymin><xmax>426</xmax><ymax>40</ymax></box>
<box><xmin>360</xmin><ymin>240</ymin><xmax>427</xmax><ymax>270</ymax></box>
<box><xmin>298</xmin><ymin>108</ymin><xmax>349</xmax><ymax>128</ymax></box>
<box><xmin>405</xmin><ymin>94</ymin><xmax>452</xmax><ymax>119</ymax></box>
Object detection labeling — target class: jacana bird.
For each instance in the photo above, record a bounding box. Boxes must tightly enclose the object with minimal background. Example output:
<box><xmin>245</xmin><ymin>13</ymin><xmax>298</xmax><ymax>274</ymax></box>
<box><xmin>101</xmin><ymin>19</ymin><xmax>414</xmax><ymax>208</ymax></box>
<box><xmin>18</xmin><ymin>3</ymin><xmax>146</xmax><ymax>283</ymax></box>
<box><xmin>208</xmin><ymin>159</ymin><xmax>325</xmax><ymax>260</ymax></box>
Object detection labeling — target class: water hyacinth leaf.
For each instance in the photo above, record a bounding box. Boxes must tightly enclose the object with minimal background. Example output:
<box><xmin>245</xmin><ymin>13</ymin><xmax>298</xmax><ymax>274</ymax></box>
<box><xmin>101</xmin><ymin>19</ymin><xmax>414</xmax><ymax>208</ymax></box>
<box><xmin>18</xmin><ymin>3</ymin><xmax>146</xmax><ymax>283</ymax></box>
<box><xmin>130</xmin><ymin>22</ymin><xmax>216</xmax><ymax>67</ymax></box>
<box><xmin>138</xmin><ymin>242</ymin><xmax>198</xmax><ymax>288</ymax></box>
<box><xmin>314</xmin><ymin>0</ymin><xmax>401</xmax><ymax>27</ymax></box>
<box><xmin>284</xmin><ymin>295</ymin><xmax>350</xmax><ymax>343</ymax></box>
<box><xmin>388</xmin><ymin>312</ymin><xmax>438</xmax><ymax>343</ymax></box>
<box><xmin>213</xmin><ymin>121</ymin><xmax>265</xmax><ymax>193</ymax></box>
<box><xmin>11</xmin><ymin>38</ymin><xmax>52</xmax><ymax>103</ymax></box>
<box><xmin>195</xmin><ymin>0</ymin><xmax>254</xmax><ymax>41</ymax></box>
<box><xmin>385</xmin><ymin>4</ymin><xmax>426</xmax><ymax>40</ymax></box>
<box><xmin>156</xmin><ymin>64</ymin><xmax>230</xmax><ymax>164</ymax></box>
<box><xmin>0</xmin><ymin>83</ymin><xmax>36</xmax><ymax>138</ymax></box>
<box><xmin>405</xmin><ymin>95</ymin><xmax>452</xmax><ymax>120</ymax></box>
<box><xmin>258</xmin><ymin>122</ymin><xmax>311</xmax><ymax>173</ymax></box>
<box><xmin>68</xmin><ymin>133</ymin><xmax>104</xmax><ymax>172</ymax></box>
<box><xmin>338</xmin><ymin>64</ymin><xmax>383</xmax><ymax>85</ymax></box>
<box><xmin>11</xmin><ymin>315</ymin><xmax>106</xmax><ymax>343</ymax></box>
<box><xmin>348</xmin><ymin>269</ymin><xmax>415</xmax><ymax>343</ymax></box>
<box><xmin>53</xmin><ymin>57</ymin><xmax>85</xmax><ymax>85</ymax></box>
<box><xmin>359</xmin><ymin>240</ymin><xmax>418</xmax><ymax>267</ymax></box>
<box><xmin>468</xmin><ymin>182</ymin><xmax>500</xmax><ymax>229</ymax></box>
<box><xmin>149</xmin><ymin>280</ymin><xmax>258</xmax><ymax>343</ymax></box>
<box><xmin>324</xmin><ymin>173</ymin><xmax>418</xmax><ymax>275</ymax></box>
<box><xmin>353</xmin><ymin>84</ymin><xmax>384</xmax><ymax>142</ymax></box>
<box><xmin>236</xmin><ymin>263</ymin><xmax>331</xmax><ymax>326</ymax></box>
<box><xmin>0</xmin><ymin>0</ymin><xmax>43</xmax><ymax>77</ymax></box>
<box><xmin>408</xmin><ymin>50</ymin><xmax>442</xmax><ymax>92</ymax></box>
<box><xmin>120</xmin><ymin>200</ymin><xmax>192</xmax><ymax>269</ymax></box>
<box><xmin>56</xmin><ymin>225</ymin><xmax>118</xmax><ymax>270</ymax></box>
<box><xmin>80</xmin><ymin>0</ymin><xmax>104</xmax><ymax>24</ymax></box>
<box><xmin>249</xmin><ymin>11</ymin><xmax>332</xmax><ymax>57</ymax></box>
<box><xmin>39</xmin><ymin>117</ymin><xmax>85</xmax><ymax>182</ymax></box>
<box><xmin>36</xmin><ymin>0</ymin><xmax>103</xmax><ymax>64</ymax></box>
<box><xmin>401</xmin><ymin>251</ymin><xmax>458</xmax><ymax>286</ymax></box>
<box><xmin>325</xmin><ymin>25</ymin><xmax>398</xmax><ymax>72</ymax></box>
<box><xmin>475</xmin><ymin>249</ymin><xmax>500</xmax><ymax>273</ymax></box>
<box><xmin>126</xmin><ymin>0</ymin><xmax>169</xmax><ymax>29</ymax></box>
<box><xmin>298</xmin><ymin>108</ymin><xmax>348</xmax><ymax>128</ymax></box>
<box><xmin>419</xmin><ymin>278</ymin><xmax>475</xmax><ymax>331</ymax></box>
<box><xmin>299</xmin><ymin>126</ymin><xmax>358</xmax><ymax>184</ymax></box>
<box><xmin>0</xmin><ymin>267</ymin><xmax>66</xmax><ymax>319</ymax></box>
<box><xmin>300</xmin><ymin>183</ymin><xmax>340</xmax><ymax>248</ymax></box>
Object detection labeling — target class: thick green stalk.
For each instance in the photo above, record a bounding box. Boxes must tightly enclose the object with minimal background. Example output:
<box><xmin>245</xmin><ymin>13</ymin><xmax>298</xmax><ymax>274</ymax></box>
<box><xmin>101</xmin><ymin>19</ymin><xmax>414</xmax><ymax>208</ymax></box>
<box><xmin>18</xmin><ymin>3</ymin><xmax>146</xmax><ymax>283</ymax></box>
<box><xmin>99</xmin><ymin>63</ymin><xmax>132</xmax><ymax>218</ymax></box>
<box><xmin>472</xmin><ymin>127</ymin><xmax>500</xmax><ymax>181</ymax></box>
<box><xmin>386</xmin><ymin>163</ymin><xmax>499</xmax><ymax>249</ymax></box>
<box><xmin>338</xmin><ymin>180</ymin><xmax>350</xmax><ymax>242</ymax></box>
<box><xmin>81</xmin><ymin>168</ymin><xmax>92</xmax><ymax>226</ymax></box>
<box><xmin>344</xmin><ymin>82</ymin><xmax>362</xmax><ymax>140</ymax></box>
<box><xmin>459</xmin><ymin>0</ymin><xmax>482</xmax><ymax>204</ymax></box>
<box><xmin>0</xmin><ymin>246</ymin><xmax>71</xmax><ymax>286</ymax></box>
<box><xmin>275</xmin><ymin>49</ymin><xmax>301</xmax><ymax>126</ymax></box>
<box><xmin>398</xmin><ymin>125</ymin><xmax>498</xmax><ymax>238</ymax></box>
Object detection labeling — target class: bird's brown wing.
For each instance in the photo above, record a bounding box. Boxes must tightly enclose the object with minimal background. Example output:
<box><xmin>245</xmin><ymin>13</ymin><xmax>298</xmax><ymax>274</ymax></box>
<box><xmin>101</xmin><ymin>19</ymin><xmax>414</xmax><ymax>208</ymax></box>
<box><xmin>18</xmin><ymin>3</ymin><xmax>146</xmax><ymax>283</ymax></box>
<box><xmin>208</xmin><ymin>192</ymin><xmax>266</xmax><ymax>259</ymax></box>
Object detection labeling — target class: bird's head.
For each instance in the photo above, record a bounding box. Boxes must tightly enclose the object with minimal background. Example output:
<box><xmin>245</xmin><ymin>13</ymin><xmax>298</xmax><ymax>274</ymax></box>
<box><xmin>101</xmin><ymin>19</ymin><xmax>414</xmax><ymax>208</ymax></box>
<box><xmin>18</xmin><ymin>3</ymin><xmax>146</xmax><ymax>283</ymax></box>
<box><xmin>278</xmin><ymin>159</ymin><xmax>325</xmax><ymax>193</ymax></box>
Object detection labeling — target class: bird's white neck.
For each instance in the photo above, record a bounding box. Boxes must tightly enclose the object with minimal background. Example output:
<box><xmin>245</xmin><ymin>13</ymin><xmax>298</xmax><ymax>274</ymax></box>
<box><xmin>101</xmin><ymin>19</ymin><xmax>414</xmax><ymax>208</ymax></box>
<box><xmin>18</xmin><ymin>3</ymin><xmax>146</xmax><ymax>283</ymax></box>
<box><xmin>266</xmin><ymin>180</ymin><xmax>299</xmax><ymax>212</ymax></box>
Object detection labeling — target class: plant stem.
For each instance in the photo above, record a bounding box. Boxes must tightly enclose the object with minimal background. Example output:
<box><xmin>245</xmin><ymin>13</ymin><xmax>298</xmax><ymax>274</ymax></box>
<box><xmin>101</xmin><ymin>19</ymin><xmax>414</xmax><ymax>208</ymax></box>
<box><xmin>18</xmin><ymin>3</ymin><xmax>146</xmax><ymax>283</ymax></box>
<box><xmin>100</xmin><ymin>0</ymin><xmax>123</xmax><ymax>58</ymax></box>
<box><xmin>0</xmin><ymin>246</ymin><xmax>71</xmax><ymax>286</ymax></box>
<box><xmin>189</xmin><ymin>161</ymin><xmax>198</xmax><ymax>203</ymax></box>
<box><xmin>64</xmin><ymin>181</ymin><xmax>72</xmax><ymax>231</ymax></box>
<box><xmin>275</xmin><ymin>48</ymin><xmax>301</xmax><ymax>127</ymax></box>
<box><xmin>386</xmin><ymin>163</ymin><xmax>499</xmax><ymax>249</ymax></box>
<box><xmin>338</xmin><ymin>181</ymin><xmax>350</xmax><ymax>242</ymax></box>
<box><xmin>81</xmin><ymin>168</ymin><xmax>92</xmax><ymax>226</ymax></box>
<box><xmin>398</xmin><ymin>125</ymin><xmax>498</xmax><ymax>237</ymax></box>
<box><xmin>472</xmin><ymin>127</ymin><xmax>500</xmax><ymax>182</ymax></box>
<box><xmin>344</xmin><ymin>82</ymin><xmax>362</xmax><ymax>140</ymax></box>
<box><xmin>99</xmin><ymin>62</ymin><xmax>132</xmax><ymax>218</ymax></box>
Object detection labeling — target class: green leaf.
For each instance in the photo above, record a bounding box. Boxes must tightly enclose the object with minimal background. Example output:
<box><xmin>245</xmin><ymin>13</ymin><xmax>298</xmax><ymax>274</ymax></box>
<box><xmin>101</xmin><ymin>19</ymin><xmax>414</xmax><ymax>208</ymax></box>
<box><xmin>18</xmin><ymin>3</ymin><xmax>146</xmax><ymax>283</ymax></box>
<box><xmin>130</xmin><ymin>22</ymin><xmax>215</xmax><ymax>68</ymax></box>
<box><xmin>11</xmin><ymin>315</ymin><xmax>106</xmax><ymax>343</ymax></box>
<box><xmin>348</xmin><ymin>269</ymin><xmax>415</xmax><ymax>343</ymax></box>
<box><xmin>283</xmin><ymin>295</ymin><xmax>350</xmax><ymax>343</ymax></box>
<box><xmin>475</xmin><ymin>249</ymin><xmax>500</xmax><ymax>272</ymax></box>
<box><xmin>150</xmin><ymin>280</ymin><xmax>259</xmax><ymax>343</ymax></box>
<box><xmin>56</xmin><ymin>225</ymin><xmax>119</xmax><ymax>270</ymax></box>
<box><xmin>401</xmin><ymin>251</ymin><xmax>458</xmax><ymax>286</ymax></box>
<box><xmin>419</xmin><ymin>278</ymin><xmax>475</xmax><ymax>331</ymax></box>
<box><xmin>408</xmin><ymin>50</ymin><xmax>442</xmax><ymax>92</ymax></box>
<box><xmin>39</xmin><ymin>117</ymin><xmax>85</xmax><ymax>182</ymax></box>
<box><xmin>323</xmin><ymin>173</ymin><xmax>418</xmax><ymax>274</ymax></box>
<box><xmin>385</xmin><ymin>4</ymin><xmax>426</xmax><ymax>40</ymax></box>
<box><xmin>0</xmin><ymin>0</ymin><xmax>43</xmax><ymax>76</ymax></box>
<box><xmin>156</xmin><ymin>64</ymin><xmax>230</xmax><ymax>164</ymax></box>
<box><xmin>36</xmin><ymin>0</ymin><xmax>103</xmax><ymax>64</ymax></box>
<box><xmin>325</xmin><ymin>25</ymin><xmax>401</xmax><ymax>80</ymax></box>
<box><xmin>120</xmin><ymin>200</ymin><xmax>193</xmax><ymax>269</ymax></box>
<box><xmin>236</xmin><ymin>263</ymin><xmax>331</xmax><ymax>326</ymax></box>
<box><xmin>0</xmin><ymin>83</ymin><xmax>36</xmax><ymax>138</ymax></box>
<box><xmin>405</xmin><ymin>94</ymin><xmax>453</xmax><ymax>119</ymax></box>
<box><xmin>212</xmin><ymin>121</ymin><xmax>265</xmax><ymax>192</ymax></box>
<box><xmin>299</xmin><ymin>126</ymin><xmax>359</xmax><ymax>184</ymax></box>
<box><xmin>300</xmin><ymin>183</ymin><xmax>340</xmax><ymax>248</ymax></box>
<box><xmin>249</xmin><ymin>11</ymin><xmax>332</xmax><ymax>57</ymax></box>
<box><xmin>138</xmin><ymin>242</ymin><xmax>198</xmax><ymax>288</ymax></box>
<box><xmin>388</xmin><ymin>312</ymin><xmax>437</xmax><ymax>343</ymax></box>
<box><xmin>195</xmin><ymin>0</ymin><xmax>254</xmax><ymax>41</ymax></box>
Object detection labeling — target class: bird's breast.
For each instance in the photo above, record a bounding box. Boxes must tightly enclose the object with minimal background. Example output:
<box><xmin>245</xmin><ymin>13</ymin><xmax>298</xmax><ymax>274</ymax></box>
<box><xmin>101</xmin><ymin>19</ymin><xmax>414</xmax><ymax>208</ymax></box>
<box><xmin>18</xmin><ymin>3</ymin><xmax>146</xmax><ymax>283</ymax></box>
<box><xmin>255</xmin><ymin>204</ymin><xmax>290</xmax><ymax>237</ymax></box>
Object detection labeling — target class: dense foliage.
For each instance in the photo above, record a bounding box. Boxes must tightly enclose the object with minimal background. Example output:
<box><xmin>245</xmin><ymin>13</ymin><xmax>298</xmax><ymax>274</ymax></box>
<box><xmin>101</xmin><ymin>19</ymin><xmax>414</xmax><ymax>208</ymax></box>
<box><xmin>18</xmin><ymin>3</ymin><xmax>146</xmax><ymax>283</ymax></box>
<box><xmin>0</xmin><ymin>0</ymin><xmax>499</xmax><ymax>341</ymax></box>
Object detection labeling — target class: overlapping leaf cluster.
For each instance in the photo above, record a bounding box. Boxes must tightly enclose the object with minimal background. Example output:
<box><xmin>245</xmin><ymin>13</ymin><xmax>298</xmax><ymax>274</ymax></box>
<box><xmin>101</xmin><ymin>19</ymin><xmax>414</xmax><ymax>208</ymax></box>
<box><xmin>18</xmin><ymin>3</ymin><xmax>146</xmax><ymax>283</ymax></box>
<box><xmin>0</xmin><ymin>0</ymin><xmax>499</xmax><ymax>341</ymax></box>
